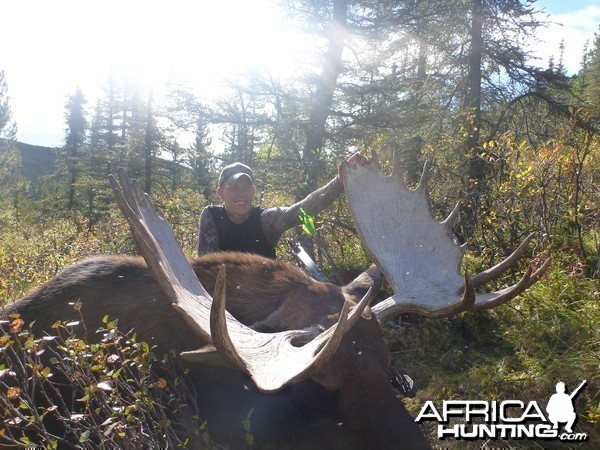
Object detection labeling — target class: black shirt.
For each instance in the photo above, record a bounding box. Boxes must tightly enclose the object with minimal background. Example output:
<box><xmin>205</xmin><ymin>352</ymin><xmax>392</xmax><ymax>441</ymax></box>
<box><xmin>208</xmin><ymin>205</ymin><xmax>276</xmax><ymax>259</ymax></box>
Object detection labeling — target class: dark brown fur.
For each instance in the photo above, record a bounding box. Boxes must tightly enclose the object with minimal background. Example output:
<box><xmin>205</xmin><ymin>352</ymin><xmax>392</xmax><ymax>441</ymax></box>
<box><xmin>3</xmin><ymin>252</ymin><xmax>430</xmax><ymax>449</ymax></box>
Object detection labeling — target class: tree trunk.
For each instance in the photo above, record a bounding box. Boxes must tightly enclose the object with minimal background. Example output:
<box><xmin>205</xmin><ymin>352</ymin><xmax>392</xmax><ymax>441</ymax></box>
<box><xmin>68</xmin><ymin>150</ymin><xmax>77</xmax><ymax>211</ymax></box>
<box><xmin>301</xmin><ymin>0</ymin><xmax>347</xmax><ymax>196</ymax></box>
<box><xmin>464</xmin><ymin>0</ymin><xmax>484</xmax><ymax>233</ymax></box>
<box><xmin>144</xmin><ymin>91</ymin><xmax>154</xmax><ymax>194</ymax></box>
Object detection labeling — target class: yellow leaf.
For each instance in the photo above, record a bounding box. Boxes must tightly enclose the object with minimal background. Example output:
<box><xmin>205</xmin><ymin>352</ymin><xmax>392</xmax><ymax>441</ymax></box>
<box><xmin>10</xmin><ymin>318</ymin><xmax>24</xmax><ymax>333</ymax></box>
<box><xmin>6</xmin><ymin>387</ymin><xmax>21</xmax><ymax>400</ymax></box>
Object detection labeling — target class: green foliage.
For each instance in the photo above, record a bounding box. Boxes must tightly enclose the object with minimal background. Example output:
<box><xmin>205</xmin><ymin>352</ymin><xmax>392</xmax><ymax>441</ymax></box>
<box><xmin>0</xmin><ymin>213</ymin><xmax>135</xmax><ymax>303</ymax></box>
<box><xmin>153</xmin><ymin>187</ymin><xmax>206</xmax><ymax>257</ymax></box>
<box><xmin>241</xmin><ymin>408</ymin><xmax>254</xmax><ymax>448</ymax></box>
<box><xmin>0</xmin><ymin>70</ymin><xmax>16</xmax><ymax>141</ymax></box>
<box><xmin>579</xmin><ymin>27</ymin><xmax>600</xmax><ymax>106</ymax></box>
<box><xmin>0</xmin><ymin>315</ymin><xmax>218</xmax><ymax>449</ymax></box>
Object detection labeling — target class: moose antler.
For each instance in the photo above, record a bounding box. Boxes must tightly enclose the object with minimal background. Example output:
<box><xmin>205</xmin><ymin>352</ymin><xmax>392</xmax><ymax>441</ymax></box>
<box><xmin>342</xmin><ymin>153</ymin><xmax>550</xmax><ymax>322</ymax></box>
<box><xmin>109</xmin><ymin>168</ymin><xmax>371</xmax><ymax>392</ymax></box>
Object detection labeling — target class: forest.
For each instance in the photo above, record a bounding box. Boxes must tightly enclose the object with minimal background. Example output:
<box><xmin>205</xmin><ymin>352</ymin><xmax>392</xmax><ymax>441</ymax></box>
<box><xmin>0</xmin><ymin>0</ymin><xmax>598</xmax><ymax>448</ymax></box>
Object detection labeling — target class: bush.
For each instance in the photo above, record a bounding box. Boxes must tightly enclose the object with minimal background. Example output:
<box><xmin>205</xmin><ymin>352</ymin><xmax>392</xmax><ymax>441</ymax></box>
<box><xmin>0</xmin><ymin>214</ymin><xmax>136</xmax><ymax>303</ymax></box>
<box><xmin>0</xmin><ymin>314</ymin><xmax>218</xmax><ymax>449</ymax></box>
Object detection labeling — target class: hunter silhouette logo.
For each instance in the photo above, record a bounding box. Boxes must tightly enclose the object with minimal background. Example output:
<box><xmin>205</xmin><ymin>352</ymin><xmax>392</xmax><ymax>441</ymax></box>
<box><xmin>546</xmin><ymin>380</ymin><xmax>586</xmax><ymax>434</ymax></box>
<box><xmin>415</xmin><ymin>379</ymin><xmax>588</xmax><ymax>442</ymax></box>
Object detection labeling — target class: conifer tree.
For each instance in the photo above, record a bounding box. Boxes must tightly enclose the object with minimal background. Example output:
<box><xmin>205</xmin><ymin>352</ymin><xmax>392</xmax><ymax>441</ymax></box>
<box><xmin>582</xmin><ymin>29</ymin><xmax>600</xmax><ymax>107</ymax></box>
<box><xmin>0</xmin><ymin>70</ymin><xmax>21</xmax><ymax>221</ymax></box>
<box><xmin>187</xmin><ymin>116</ymin><xmax>215</xmax><ymax>199</ymax></box>
<box><xmin>63</xmin><ymin>88</ymin><xmax>88</xmax><ymax>211</ymax></box>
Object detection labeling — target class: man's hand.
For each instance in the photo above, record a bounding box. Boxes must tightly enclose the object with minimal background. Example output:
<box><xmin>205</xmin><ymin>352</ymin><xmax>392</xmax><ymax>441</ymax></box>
<box><xmin>338</xmin><ymin>152</ymin><xmax>371</xmax><ymax>181</ymax></box>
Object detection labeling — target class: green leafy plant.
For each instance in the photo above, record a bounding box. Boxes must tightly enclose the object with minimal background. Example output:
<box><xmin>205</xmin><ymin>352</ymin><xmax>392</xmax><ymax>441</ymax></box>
<box><xmin>0</xmin><ymin>314</ymin><xmax>218</xmax><ymax>449</ymax></box>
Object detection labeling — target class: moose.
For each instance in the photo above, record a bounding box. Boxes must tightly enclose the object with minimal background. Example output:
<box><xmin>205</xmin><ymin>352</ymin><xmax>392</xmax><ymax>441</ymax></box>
<box><xmin>2</xmin><ymin>156</ymin><xmax>549</xmax><ymax>449</ymax></box>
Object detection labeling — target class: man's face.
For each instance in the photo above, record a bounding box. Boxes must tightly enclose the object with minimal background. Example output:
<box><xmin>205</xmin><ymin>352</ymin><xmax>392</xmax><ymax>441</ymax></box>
<box><xmin>217</xmin><ymin>176</ymin><xmax>256</xmax><ymax>223</ymax></box>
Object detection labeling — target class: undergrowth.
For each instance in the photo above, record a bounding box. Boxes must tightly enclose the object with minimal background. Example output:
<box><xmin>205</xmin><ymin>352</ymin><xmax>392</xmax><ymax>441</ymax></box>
<box><xmin>0</xmin><ymin>313</ymin><xmax>217</xmax><ymax>449</ymax></box>
<box><xmin>1</xmin><ymin>213</ymin><xmax>598</xmax><ymax>448</ymax></box>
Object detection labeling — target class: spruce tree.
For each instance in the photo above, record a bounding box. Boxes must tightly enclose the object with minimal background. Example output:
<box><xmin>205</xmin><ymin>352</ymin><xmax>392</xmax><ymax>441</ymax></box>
<box><xmin>63</xmin><ymin>88</ymin><xmax>88</xmax><ymax>211</ymax></box>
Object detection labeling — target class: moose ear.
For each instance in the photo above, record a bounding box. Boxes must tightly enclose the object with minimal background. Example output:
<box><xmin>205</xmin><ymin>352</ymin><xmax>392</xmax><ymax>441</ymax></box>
<box><xmin>181</xmin><ymin>345</ymin><xmax>237</xmax><ymax>368</ymax></box>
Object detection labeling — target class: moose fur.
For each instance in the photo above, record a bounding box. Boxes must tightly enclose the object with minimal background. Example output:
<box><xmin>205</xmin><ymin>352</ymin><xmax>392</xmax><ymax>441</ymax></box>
<box><xmin>4</xmin><ymin>251</ymin><xmax>431</xmax><ymax>449</ymax></box>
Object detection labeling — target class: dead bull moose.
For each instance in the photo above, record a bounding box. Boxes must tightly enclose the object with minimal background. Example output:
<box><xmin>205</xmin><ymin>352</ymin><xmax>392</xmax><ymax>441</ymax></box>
<box><xmin>2</xmin><ymin>156</ymin><xmax>549</xmax><ymax>449</ymax></box>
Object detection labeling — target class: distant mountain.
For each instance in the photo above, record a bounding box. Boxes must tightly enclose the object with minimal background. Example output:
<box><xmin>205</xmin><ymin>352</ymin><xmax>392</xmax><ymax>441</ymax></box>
<box><xmin>0</xmin><ymin>139</ymin><xmax>194</xmax><ymax>186</ymax></box>
<box><xmin>0</xmin><ymin>139</ymin><xmax>58</xmax><ymax>180</ymax></box>
<box><xmin>15</xmin><ymin>141</ymin><xmax>58</xmax><ymax>181</ymax></box>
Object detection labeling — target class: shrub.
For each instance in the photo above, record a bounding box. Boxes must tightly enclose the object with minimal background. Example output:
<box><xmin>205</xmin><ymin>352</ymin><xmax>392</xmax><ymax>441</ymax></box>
<box><xmin>0</xmin><ymin>314</ymin><xmax>218</xmax><ymax>449</ymax></box>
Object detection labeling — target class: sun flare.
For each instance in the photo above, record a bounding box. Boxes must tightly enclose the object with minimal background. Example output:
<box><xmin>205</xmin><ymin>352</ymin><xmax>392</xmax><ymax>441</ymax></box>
<box><xmin>69</xmin><ymin>1</ymin><xmax>310</xmax><ymax>95</ymax></box>
<box><xmin>3</xmin><ymin>0</ymin><xmax>313</xmax><ymax>145</ymax></box>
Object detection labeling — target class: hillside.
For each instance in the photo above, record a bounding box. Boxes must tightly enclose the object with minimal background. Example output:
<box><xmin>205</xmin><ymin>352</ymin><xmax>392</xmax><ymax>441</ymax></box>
<box><xmin>0</xmin><ymin>139</ymin><xmax>57</xmax><ymax>181</ymax></box>
<box><xmin>17</xmin><ymin>141</ymin><xmax>58</xmax><ymax>179</ymax></box>
<box><xmin>0</xmin><ymin>140</ymin><xmax>191</xmax><ymax>187</ymax></box>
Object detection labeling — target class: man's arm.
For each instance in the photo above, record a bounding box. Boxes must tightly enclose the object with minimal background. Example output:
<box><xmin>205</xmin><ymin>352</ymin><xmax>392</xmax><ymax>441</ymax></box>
<box><xmin>197</xmin><ymin>207</ymin><xmax>220</xmax><ymax>256</ymax></box>
<box><xmin>260</xmin><ymin>153</ymin><xmax>370</xmax><ymax>247</ymax></box>
<box><xmin>261</xmin><ymin>176</ymin><xmax>344</xmax><ymax>243</ymax></box>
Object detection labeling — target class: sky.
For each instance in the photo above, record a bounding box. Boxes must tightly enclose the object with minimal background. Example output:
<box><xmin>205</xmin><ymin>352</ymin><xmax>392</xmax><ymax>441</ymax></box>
<box><xmin>1</xmin><ymin>0</ymin><xmax>599</xmax><ymax>148</ymax></box>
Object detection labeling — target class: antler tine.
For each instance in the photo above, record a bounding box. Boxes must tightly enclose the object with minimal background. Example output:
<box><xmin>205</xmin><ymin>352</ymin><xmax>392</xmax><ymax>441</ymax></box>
<box><xmin>442</xmin><ymin>202</ymin><xmax>461</xmax><ymax>232</ymax></box>
<box><xmin>472</xmin><ymin>258</ymin><xmax>551</xmax><ymax>310</ymax></box>
<box><xmin>371</xmin><ymin>255</ymin><xmax>550</xmax><ymax>322</ymax></box>
<box><xmin>372</xmin><ymin>276</ymin><xmax>475</xmax><ymax>321</ymax></box>
<box><xmin>313</xmin><ymin>287</ymin><xmax>375</xmax><ymax>356</ymax></box>
<box><xmin>110</xmin><ymin>169</ymin><xmax>368</xmax><ymax>392</ymax></box>
<box><xmin>211</xmin><ymin>276</ymin><xmax>374</xmax><ymax>389</ymax></box>
<box><xmin>470</xmin><ymin>233</ymin><xmax>535</xmax><ymax>288</ymax></box>
<box><xmin>207</xmin><ymin>264</ymin><xmax>247</xmax><ymax>370</ymax></box>
<box><xmin>416</xmin><ymin>160</ymin><xmax>430</xmax><ymax>193</ymax></box>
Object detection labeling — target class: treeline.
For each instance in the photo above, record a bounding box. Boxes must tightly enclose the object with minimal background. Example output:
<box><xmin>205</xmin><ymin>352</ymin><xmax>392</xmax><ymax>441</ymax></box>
<box><xmin>0</xmin><ymin>0</ymin><xmax>598</xmax><ymax>275</ymax></box>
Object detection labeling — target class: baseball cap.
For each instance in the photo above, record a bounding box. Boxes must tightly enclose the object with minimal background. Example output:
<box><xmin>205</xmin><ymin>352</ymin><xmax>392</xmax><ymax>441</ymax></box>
<box><xmin>218</xmin><ymin>162</ymin><xmax>254</xmax><ymax>187</ymax></box>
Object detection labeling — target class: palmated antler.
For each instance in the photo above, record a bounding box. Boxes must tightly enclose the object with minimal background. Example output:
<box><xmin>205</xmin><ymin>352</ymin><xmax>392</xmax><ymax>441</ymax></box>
<box><xmin>342</xmin><ymin>153</ymin><xmax>550</xmax><ymax>322</ymax></box>
<box><xmin>109</xmin><ymin>169</ymin><xmax>371</xmax><ymax>392</ymax></box>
